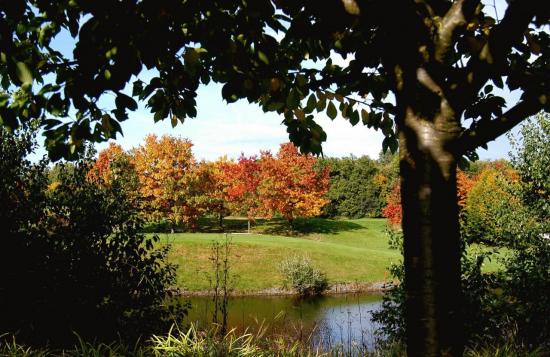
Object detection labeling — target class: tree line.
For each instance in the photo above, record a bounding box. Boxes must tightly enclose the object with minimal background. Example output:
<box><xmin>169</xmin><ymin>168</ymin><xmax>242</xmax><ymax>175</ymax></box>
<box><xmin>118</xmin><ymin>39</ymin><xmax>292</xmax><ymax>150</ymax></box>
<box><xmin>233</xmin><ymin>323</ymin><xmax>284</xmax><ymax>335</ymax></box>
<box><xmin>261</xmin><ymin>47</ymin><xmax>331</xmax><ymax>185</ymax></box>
<box><xmin>88</xmin><ymin>136</ymin><xmax>330</xmax><ymax>231</ymax></box>
<box><xmin>92</xmin><ymin>133</ymin><xmax>543</xmax><ymax>239</ymax></box>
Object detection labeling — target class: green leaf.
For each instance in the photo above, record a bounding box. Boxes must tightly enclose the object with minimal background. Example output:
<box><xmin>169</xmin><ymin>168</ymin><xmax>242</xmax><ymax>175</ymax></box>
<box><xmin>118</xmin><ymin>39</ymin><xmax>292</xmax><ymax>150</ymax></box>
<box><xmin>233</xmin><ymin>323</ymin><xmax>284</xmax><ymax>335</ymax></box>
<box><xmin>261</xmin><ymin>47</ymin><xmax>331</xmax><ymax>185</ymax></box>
<box><xmin>327</xmin><ymin>101</ymin><xmax>337</xmax><ymax>120</ymax></box>
<box><xmin>361</xmin><ymin>109</ymin><xmax>370</xmax><ymax>125</ymax></box>
<box><xmin>286</xmin><ymin>88</ymin><xmax>300</xmax><ymax>110</ymax></box>
<box><xmin>458</xmin><ymin>156</ymin><xmax>470</xmax><ymax>170</ymax></box>
<box><xmin>116</xmin><ymin>93</ymin><xmax>138</xmax><ymax>111</ymax></box>
<box><xmin>382</xmin><ymin>137</ymin><xmax>390</xmax><ymax>153</ymax></box>
<box><xmin>266</xmin><ymin>101</ymin><xmax>284</xmax><ymax>112</ymax></box>
<box><xmin>305</xmin><ymin>94</ymin><xmax>316</xmax><ymax>113</ymax></box>
<box><xmin>389</xmin><ymin>136</ymin><xmax>398</xmax><ymax>153</ymax></box>
<box><xmin>16</xmin><ymin>62</ymin><xmax>33</xmax><ymax>85</ymax></box>
<box><xmin>349</xmin><ymin>110</ymin><xmax>360</xmax><ymax>126</ymax></box>
<box><xmin>154</xmin><ymin>107</ymin><xmax>168</xmax><ymax>121</ymax></box>
<box><xmin>222</xmin><ymin>83</ymin><xmax>239</xmax><ymax>103</ymax></box>
<box><xmin>382</xmin><ymin>136</ymin><xmax>398</xmax><ymax>154</ymax></box>
<box><xmin>184</xmin><ymin>48</ymin><xmax>200</xmax><ymax>75</ymax></box>
<box><xmin>257</xmin><ymin>50</ymin><xmax>270</xmax><ymax>65</ymax></box>
<box><xmin>316</xmin><ymin>95</ymin><xmax>327</xmax><ymax>112</ymax></box>
<box><xmin>132</xmin><ymin>81</ymin><xmax>143</xmax><ymax>97</ymax></box>
<box><xmin>493</xmin><ymin>77</ymin><xmax>504</xmax><ymax>89</ymax></box>
<box><xmin>381</xmin><ymin>113</ymin><xmax>393</xmax><ymax>135</ymax></box>
<box><xmin>47</xmin><ymin>93</ymin><xmax>65</xmax><ymax>116</ymax></box>
<box><xmin>294</xmin><ymin>109</ymin><xmax>306</xmax><ymax>121</ymax></box>
<box><xmin>0</xmin><ymin>108</ymin><xmax>18</xmax><ymax>129</ymax></box>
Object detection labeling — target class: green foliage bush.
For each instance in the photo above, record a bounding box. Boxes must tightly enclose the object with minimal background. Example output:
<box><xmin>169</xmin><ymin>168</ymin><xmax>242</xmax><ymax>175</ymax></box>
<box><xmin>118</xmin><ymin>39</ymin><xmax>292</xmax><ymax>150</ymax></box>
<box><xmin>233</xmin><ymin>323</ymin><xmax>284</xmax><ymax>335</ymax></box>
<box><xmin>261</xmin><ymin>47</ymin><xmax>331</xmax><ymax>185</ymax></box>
<box><xmin>279</xmin><ymin>255</ymin><xmax>329</xmax><ymax>297</ymax></box>
<box><xmin>373</xmin><ymin>228</ymin><xmax>550</xmax><ymax>350</ymax></box>
<box><xmin>316</xmin><ymin>154</ymin><xmax>398</xmax><ymax>219</ymax></box>
<box><xmin>0</xmin><ymin>127</ymin><xmax>184</xmax><ymax>346</ymax></box>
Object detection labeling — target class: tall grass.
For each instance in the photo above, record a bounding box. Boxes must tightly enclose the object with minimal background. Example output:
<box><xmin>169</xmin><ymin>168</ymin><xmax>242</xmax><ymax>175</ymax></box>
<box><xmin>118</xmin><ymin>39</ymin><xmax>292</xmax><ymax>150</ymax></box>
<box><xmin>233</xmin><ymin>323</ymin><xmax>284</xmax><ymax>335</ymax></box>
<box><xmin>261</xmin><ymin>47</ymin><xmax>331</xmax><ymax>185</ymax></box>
<box><xmin>1</xmin><ymin>329</ymin><xmax>547</xmax><ymax>356</ymax></box>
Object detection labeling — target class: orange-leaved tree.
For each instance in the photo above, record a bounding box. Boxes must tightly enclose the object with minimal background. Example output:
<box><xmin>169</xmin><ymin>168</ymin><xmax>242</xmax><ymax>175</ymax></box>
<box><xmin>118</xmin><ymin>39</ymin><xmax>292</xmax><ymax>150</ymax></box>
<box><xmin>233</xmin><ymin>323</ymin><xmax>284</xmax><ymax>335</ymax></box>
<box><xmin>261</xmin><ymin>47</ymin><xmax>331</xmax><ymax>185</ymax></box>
<box><xmin>223</xmin><ymin>154</ymin><xmax>262</xmax><ymax>233</ymax></box>
<box><xmin>202</xmin><ymin>158</ymin><xmax>234</xmax><ymax>229</ymax></box>
<box><xmin>257</xmin><ymin>143</ymin><xmax>329</xmax><ymax>227</ymax></box>
<box><xmin>384</xmin><ymin>169</ymin><xmax>476</xmax><ymax>227</ymax></box>
<box><xmin>87</xmin><ymin>142</ymin><xmax>126</xmax><ymax>185</ymax></box>
<box><xmin>132</xmin><ymin>134</ymin><xmax>199</xmax><ymax>230</ymax></box>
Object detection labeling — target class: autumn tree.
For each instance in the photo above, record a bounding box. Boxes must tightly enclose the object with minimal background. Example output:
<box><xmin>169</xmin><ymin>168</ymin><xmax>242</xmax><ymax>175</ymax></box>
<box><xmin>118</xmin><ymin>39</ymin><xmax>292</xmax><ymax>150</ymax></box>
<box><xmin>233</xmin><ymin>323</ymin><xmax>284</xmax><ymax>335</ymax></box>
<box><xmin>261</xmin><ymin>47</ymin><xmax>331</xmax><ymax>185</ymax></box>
<box><xmin>197</xmin><ymin>158</ymin><xmax>233</xmax><ymax>229</ymax></box>
<box><xmin>460</xmin><ymin>162</ymin><xmax>529</xmax><ymax>246</ymax></box>
<box><xmin>258</xmin><ymin>143</ymin><xmax>329</xmax><ymax>227</ymax></box>
<box><xmin>3</xmin><ymin>1</ymin><xmax>549</xmax><ymax>355</ymax></box>
<box><xmin>87</xmin><ymin>142</ymin><xmax>136</xmax><ymax>187</ymax></box>
<box><xmin>383</xmin><ymin>169</ymin><xmax>476</xmax><ymax>227</ymax></box>
<box><xmin>382</xmin><ymin>183</ymin><xmax>403</xmax><ymax>227</ymax></box>
<box><xmin>132</xmin><ymin>134</ymin><xmax>200</xmax><ymax>230</ymax></box>
<box><xmin>223</xmin><ymin>154</ymin><xmax>262</xmax><ymax>233</ymax></box>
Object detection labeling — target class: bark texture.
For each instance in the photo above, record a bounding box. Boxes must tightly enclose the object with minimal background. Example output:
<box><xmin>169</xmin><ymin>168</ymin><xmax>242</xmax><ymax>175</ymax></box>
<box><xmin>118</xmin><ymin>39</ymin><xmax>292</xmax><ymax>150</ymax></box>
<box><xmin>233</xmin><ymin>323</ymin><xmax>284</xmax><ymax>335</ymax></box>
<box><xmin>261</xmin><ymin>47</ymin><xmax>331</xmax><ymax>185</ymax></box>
<box><xmin>398</xmin><ymin>106</ymin><xmax>463</xmax><ymax>356</ymax></box>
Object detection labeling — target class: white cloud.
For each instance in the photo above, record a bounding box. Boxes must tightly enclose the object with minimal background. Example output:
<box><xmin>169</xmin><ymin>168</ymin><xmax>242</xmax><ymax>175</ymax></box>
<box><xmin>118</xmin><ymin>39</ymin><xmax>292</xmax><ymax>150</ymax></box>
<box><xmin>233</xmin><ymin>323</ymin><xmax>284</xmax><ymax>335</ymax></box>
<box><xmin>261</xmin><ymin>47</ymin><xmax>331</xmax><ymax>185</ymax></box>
<box><xmin>100</xmin><ymin>82</ymin><xmax>385</xmax><ymax>161</ymax></box>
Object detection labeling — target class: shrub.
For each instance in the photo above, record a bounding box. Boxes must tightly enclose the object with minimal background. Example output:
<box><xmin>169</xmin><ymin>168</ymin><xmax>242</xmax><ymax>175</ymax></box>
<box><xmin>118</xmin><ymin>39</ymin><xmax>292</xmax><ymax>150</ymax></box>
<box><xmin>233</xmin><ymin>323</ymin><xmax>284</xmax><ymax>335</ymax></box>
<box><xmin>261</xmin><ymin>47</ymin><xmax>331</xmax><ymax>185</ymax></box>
<box><xmin>279</xmin><ymin>255</ymin><xmax>329</xmax><ymax>297</ymax></box>
<box><xmin>0</xmin><ymin>128</ymin><xmax>185</xmax><ymax>346</ymax></box>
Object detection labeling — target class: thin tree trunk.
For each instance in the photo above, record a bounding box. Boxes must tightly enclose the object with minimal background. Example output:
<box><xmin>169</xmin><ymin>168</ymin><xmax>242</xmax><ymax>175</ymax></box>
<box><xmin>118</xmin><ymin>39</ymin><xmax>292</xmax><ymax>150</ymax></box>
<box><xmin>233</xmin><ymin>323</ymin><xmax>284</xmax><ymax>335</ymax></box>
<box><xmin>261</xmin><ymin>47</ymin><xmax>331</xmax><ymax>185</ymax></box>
<box><xmin>399</xmin><ymin>113</ymin><xmax>463</xmax><ymax>356</ymax></box>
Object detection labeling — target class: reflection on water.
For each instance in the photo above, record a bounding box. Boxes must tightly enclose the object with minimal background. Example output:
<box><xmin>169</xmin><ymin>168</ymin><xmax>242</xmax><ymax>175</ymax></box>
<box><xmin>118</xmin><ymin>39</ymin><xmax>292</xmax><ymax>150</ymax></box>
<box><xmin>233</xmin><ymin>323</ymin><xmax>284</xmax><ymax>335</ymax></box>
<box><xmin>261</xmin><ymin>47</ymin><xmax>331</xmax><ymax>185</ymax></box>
<box><xmin>183</xmin><ymin>293</ymin><xmax>382</xmax><ymax>352</ymax></box>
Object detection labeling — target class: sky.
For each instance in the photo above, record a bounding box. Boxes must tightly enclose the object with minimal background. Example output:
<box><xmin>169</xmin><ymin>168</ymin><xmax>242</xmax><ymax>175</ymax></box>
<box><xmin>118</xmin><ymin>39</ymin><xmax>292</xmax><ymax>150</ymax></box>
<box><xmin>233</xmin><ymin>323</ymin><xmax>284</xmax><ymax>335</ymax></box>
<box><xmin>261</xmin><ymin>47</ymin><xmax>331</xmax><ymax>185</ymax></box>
<box><xmin>93</xmin><ymin>82</ymin><xmax>518</xmax><ymax>162</ymax></box>
<box><xmin>35</xmin><ymin>0</ymin><xmax>520</xmax><ymax>162</ymax></box>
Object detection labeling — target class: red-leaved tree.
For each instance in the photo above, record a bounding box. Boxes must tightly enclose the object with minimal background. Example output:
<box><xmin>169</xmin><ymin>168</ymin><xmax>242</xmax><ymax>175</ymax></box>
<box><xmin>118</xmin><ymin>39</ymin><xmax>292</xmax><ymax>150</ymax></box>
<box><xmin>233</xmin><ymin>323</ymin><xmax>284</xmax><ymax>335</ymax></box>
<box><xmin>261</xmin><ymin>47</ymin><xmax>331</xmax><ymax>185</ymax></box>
<box><xmin>257</xmin><ymin>143</ymin><xmax>329</xmax><ymax>227</ymax></box>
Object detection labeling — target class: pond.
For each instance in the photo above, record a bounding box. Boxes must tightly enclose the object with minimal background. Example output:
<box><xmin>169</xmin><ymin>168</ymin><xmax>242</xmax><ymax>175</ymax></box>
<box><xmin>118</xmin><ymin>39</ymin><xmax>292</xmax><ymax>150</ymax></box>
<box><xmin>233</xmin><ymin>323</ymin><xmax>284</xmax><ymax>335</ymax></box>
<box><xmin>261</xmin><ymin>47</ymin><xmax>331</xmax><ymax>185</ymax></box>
<box><xmin>183</xmin><ymin>293</ymin><xmax>383</xmax><ymax>352</ymax></box>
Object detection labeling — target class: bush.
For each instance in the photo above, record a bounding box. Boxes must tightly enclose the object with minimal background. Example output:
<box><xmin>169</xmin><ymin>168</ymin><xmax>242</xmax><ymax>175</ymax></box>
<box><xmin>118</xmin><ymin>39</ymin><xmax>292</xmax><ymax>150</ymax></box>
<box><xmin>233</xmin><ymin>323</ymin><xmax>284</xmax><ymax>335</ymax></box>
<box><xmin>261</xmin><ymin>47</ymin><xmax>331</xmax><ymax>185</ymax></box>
<box><xmin>280</xmin><ymin>255</ymin><xmax>329</xmax><ymax>297</ymax></box>
<box><xmin>0</xmin><ymin>128</ymin><xmax>185</xmax><ymax>346</ymax></box>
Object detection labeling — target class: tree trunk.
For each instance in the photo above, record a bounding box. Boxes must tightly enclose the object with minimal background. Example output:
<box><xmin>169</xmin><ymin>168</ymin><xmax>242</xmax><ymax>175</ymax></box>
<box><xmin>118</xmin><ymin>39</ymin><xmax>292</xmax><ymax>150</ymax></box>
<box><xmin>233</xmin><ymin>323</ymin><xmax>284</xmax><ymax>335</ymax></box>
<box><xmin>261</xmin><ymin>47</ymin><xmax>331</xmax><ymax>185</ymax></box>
<box><xmin>399</xmin><ymin>113</ymin><xmax>463</xmax><ymax>356</ymax></box>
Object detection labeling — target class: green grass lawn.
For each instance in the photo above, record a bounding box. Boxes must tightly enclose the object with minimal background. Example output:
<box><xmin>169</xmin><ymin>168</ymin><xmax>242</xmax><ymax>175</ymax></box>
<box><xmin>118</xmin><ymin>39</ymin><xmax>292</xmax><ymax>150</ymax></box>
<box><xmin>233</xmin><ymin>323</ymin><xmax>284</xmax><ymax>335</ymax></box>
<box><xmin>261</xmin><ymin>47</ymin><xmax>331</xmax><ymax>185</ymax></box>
<box><xmin>154</xmin><ymin>217</ymin><xmax>506</xmax><ymax>292</ymax></box>
<box><xmin>155</xmin><ymin>217</ymin><xmax>401</xmax><ymax>292</ymax></box>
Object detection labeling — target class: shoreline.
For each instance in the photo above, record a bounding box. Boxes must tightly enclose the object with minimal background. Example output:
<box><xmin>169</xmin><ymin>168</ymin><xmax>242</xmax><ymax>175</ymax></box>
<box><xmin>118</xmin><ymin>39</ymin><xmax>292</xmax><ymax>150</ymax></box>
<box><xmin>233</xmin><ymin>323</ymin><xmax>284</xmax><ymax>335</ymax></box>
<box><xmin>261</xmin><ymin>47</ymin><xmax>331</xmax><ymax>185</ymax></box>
<box><xmin>168</xmin><ymin>281</ymin><xmax>393</xmax><ymax>297</ymax></box>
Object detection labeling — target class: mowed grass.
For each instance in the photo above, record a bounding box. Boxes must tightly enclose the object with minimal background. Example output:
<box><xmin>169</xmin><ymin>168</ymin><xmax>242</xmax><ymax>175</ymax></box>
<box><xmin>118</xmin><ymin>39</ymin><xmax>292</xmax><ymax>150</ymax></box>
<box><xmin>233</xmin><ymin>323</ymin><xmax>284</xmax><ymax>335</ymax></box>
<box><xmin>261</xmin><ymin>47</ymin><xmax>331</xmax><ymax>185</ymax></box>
<box><xmin>155</xmin><ymin>217</ymin><xmax>401</xmax><ymax>292</ymax></box>
<box><xmin>153</xmin><ymin>217</ymin><xmax>505</xmax><ymax>292</ymax></box>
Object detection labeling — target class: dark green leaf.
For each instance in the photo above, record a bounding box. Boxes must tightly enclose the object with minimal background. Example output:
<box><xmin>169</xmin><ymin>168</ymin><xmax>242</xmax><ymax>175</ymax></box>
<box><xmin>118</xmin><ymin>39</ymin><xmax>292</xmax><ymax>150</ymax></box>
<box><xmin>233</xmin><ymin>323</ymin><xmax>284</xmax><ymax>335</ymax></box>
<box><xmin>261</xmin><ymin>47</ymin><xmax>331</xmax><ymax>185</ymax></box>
<box><xmin>361</xmin><ymin>109</ymin><xmax>369</xmax><ymax>125</ymax></box>
<box><xmin>286</xmin><ymin>88</ymin><xmax>300</xmax><ymax>110</ymax></box>
<box><xmin>305</xmin><ymin>94</ymin><xmax>316</xmax><ymax>113</ymax></box>
<box><xmin>316</xmin><ymin>95</ymin><xmax>327</xmax><ymax>112</ymax></box>
<box><xmin>116</xmin><ymin>93</ymin><xmax>138</xmax><ymax>111</ymax></box>
<box><xmin>349</xmin><ymin>110</ymin><xmax>360</xmax><ymax>126</ymax></box>
<box><xmin>132</xmin><ymin>81</ymin><xmax>143</xmax><ymax>97</ymax></box>
<box><xmin>327</xmin><ymin>101</ymin><xmax>337</xmax><ymax>120</ymax></box>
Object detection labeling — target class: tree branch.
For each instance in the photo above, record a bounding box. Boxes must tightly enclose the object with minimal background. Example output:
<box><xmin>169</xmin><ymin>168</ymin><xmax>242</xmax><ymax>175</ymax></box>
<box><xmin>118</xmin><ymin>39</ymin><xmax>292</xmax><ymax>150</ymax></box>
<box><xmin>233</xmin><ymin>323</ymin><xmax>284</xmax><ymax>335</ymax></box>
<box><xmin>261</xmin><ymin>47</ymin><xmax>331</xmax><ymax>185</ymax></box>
<box><xmin>454</xmin><ymin>0</ymin><xmax>540</xmax><ymax>110</ymax></box>
<box><xmin>455</xmin><ymin>97</ymin><xmax>541</xmax><ymax>154</ymax></box>
<box><xmin>435</xmin><ymin>0</ymin><xmax>470</xmax><ymax>63</ymax></box>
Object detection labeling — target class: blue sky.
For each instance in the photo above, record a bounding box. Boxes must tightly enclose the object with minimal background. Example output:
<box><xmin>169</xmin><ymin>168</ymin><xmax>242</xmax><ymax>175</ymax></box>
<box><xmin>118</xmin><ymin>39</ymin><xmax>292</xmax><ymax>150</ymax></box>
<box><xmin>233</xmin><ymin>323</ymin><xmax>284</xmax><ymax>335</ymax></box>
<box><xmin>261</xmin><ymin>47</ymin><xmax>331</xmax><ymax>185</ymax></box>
<box><xmin>36</xmin><ymin>0</ymin><xmax>520</xmax><ymax>162</ymax></box>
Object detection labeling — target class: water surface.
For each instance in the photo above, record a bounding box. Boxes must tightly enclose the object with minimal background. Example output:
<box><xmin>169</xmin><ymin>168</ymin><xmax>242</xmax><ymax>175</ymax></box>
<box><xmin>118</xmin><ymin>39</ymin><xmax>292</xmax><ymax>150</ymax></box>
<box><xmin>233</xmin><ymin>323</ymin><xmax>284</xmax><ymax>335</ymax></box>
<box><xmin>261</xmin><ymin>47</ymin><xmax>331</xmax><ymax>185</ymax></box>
<box><xmin>184</xmin><ymin>293</ymin><xmax>383</xmax><ymax>351</ymax></box>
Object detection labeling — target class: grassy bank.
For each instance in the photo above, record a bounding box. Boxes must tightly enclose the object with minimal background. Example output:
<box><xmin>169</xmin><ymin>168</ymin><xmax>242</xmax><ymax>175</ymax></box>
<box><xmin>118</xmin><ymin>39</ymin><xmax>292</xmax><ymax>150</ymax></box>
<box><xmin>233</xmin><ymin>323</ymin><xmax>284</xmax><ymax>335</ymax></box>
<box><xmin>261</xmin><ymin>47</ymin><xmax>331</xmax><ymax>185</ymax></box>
<box><xmin>154</xmin><ymin>217</ymin><xmax>502</xmax><ymax>293</ymax></box>
<box><xmin>158</xmin><ymin>218</ymin><xmax>394</xmax><ymax>292</ymax></box>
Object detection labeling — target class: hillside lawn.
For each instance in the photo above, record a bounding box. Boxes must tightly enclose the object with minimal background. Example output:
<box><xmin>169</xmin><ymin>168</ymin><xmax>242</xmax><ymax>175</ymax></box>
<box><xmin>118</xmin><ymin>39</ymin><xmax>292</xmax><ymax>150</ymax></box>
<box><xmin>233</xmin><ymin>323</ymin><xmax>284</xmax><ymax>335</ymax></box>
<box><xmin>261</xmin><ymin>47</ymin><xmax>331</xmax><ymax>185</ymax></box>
<box><xmin>152</xmin><ymin>217</ymin><xmax>502</xmax><ymax>292</ymax></box>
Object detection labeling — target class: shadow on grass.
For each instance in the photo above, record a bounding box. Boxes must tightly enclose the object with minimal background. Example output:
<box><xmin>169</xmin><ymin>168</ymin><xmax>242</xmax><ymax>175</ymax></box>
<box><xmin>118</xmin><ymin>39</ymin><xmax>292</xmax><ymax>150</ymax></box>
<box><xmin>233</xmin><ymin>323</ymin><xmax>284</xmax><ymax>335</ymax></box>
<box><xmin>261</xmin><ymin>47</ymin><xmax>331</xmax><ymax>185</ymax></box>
<box><xmin>197</xmin><ymin>216</ymin><xmax>363</xmax><ymax>236</ymax></box>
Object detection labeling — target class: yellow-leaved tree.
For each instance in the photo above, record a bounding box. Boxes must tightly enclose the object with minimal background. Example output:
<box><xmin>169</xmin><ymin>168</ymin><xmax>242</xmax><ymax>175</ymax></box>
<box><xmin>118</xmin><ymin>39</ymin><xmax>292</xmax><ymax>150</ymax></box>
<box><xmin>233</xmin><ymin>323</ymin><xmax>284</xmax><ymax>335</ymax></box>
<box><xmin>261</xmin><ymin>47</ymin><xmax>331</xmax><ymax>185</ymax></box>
<box><xmin>132</xmin><ymin>134</ymin><xmax>200</xmax><ymax>230</ymax></box>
